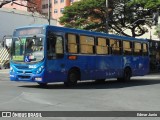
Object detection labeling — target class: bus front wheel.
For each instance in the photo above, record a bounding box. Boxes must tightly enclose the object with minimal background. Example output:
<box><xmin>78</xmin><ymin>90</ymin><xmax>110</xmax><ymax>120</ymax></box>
<box><xmin>37</xmin><ymin>83</ymin><xmax>48</xmax><ymax>88</ymax></box>
<box><xmin>117</xmin><ymin>68</ymin><xmax>131</xmax><ymax>82</ymax></box>
<box><xmin>64</xmin><ymin>70</ymin><xmax>79</xmax><ymax>86</ymax></box>
<box><xmin>95</xmin><ymin>79</ymin><xmax>106</xmax><ymax>83</ymax></box>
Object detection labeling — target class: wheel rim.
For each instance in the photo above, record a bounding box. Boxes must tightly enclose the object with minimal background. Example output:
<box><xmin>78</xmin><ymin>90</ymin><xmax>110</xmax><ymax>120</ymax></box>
<box><xmin>69</xmin><ymin>72</ymin><xmax>77</xmax><ymax>83</ymax></box>
<box><xmin>66</xmin><ymin>71</ymin><xmax>78</xmax><ymax>86</ymax></box>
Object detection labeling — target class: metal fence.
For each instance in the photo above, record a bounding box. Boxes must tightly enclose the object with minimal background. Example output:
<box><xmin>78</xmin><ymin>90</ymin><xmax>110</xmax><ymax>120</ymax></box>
<box><xmin>0</xmin><ymin>47</ymin><xmax>10</xmax><ymax>69</ymax></box>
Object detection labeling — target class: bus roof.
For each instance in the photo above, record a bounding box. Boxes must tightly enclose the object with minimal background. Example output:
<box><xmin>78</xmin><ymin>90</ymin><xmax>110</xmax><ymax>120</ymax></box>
<box><xmin>15</xmin><ymin>24</ymin><xmax>148</xmax><ymax>42</ymax></box>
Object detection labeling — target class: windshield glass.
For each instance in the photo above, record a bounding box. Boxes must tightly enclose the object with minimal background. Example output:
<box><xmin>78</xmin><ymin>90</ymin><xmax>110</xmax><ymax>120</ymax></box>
<box><xmin>11</xmin><ymin>37</ymin><xmax>44</xmax><ymax>63</ymax></box>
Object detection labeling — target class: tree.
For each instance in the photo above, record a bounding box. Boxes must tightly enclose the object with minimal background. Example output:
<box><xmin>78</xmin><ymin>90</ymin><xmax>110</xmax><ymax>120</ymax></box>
<box><xmin>128</xmin><ymin>0</ymin><xmax>160</xmax><ymax>25</ymax></box>
<box><xmin>128</xmin><ymin>0</ymin><xmax>160</xmax><ymax>9</ymax></box>
<box><xmin>59</xmin><ymin>0</ymin><xmax>160</xmax><ymax>37</ymax></box>
<box><xmin>59</xmin><ymin>0</ymin><xmax>112</xmax><ymax>33</ymax></box>
<box><xmin>0</xmin><ymin>0</ymin><xmax>14</xmax><ymax>8</ymax></box>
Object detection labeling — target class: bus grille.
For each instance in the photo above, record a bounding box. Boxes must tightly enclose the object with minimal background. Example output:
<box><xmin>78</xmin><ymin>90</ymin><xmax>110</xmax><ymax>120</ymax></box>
<box><xmin>17</xmin><ymin>71</ymin><xmax>32</xmax><ymax>74</ymax></box>
<box><xmin>15</xmin><ymin>66</ymin><xmax>29</xmax><ymax>69</ymax></box>
<box><xmin>18</xmin><ymin>75</ymin><xmax>31</xmax><ymax>79</ymax></box>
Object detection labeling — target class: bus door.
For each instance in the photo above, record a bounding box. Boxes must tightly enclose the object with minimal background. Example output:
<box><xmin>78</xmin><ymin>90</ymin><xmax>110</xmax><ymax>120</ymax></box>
<box><xmin>86</xmin><ymin>55</ymin><xmax>97</xmax><ymax>80</ymax></box>
<box><xmin>96</xmin><ymin>55</ymin><xmax>110</xmax><ymax>79</ymax></box>
<box><xmin>95</xmin><ymin>55</ymin><xmax>123</xmax><ymax>79</ymax></box>
<box><xmin>95</xmin><ymin>38</ymin><xmax>123</xmax><ymax>79</ymax></box>
<box><xmin>74</xmin><ymin>35</ymin><xmax>97</xmax><ymax>80</ymax></box>
<box><xmin>135</xmin><ymin>43</ymin><xmax>149</xmax><ymax>75</ymax></box>
<box><xmin>132</xmin><ymin>42</ymin><xmax>146</xmax><ymax>75</ymax></box>
<box><xmin>142</xmin><ymin>43</ymin><xmax>149</xmax><ymax>74</ymax></box>
<box><xmin>46</xmin><ymin>31</ymin><xmax>66</xmax><ymax>82</ymax></box>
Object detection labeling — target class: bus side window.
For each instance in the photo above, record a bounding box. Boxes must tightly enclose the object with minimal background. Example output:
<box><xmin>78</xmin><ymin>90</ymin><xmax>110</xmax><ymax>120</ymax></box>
<box><xmin>109</xmin><ymin>39</ymin><xmax>121</xmax><ymax>55</ymax></box>
<box><xmin>67</xmin><ymin>34</ymin><xmax>78</xmax><ymax>54</ymax></box>
<box><xmin>47</xmin><ymin>31</ymin><xmax>64</xmax><ymax>59</ymax></box>
<box><xmin>123</xmin><ymin>41</ymin><xmax>132</xmax><ymax>55</ymax></box>
<box><xmin>134</xmin><ymin>42</ymin><xmax>142</xmax><ymax>56</ymax></box>
<box><xmin>143</xmin><ymin>43</ymin><xmax>148</xmax><ymax>56</ymax></box>
<box><xmin>96</xmin><ymin>37</ymin><xmax>108</xmax><ymax>55</ymax></box>
<box><xmin>80</xmin><ymin>35</ymin><xmax>95</xmax><ymax>54</ymax></box>
<box><xmin>55</xmin><ymin>36</ymin><xmax>64</xmax><ymax>54</ymax></box>
<box><xmin>47</xmin><ymin>32</ymin><xmax>56</xmax><ymax>59</ymax></box>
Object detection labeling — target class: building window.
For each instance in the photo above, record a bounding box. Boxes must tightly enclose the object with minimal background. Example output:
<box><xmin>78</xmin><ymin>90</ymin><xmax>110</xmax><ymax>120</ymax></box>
<box><xmin>54</xmin><ymin>0</ymin><xmax>58</xmax><ymax>4</ymax></box>
<box><xmin>42</xmin><ymin>4</ymin><xmax>48</xmax><ymax>9</ymax></box>
<box><xmin>70</xmin><ymin>0</ymin><xmax>74</xmax><ymax>2</ymax></box>
<box><xmin>54</xmin><ymin>9</ymin><xmax>58</xmax><ymax>13</ymax></box>
<box><xmin>42</xmin><ymin>5</ymin><xmax>45</xmax><ymax>9</ymax></box>
<box><xmin>61</xmin><ymin>0</ymin><xmax>64</xmax><ymax>3</ymax></box>
<box><xmin>50</xmin><ymin>3</ymin><xmax>52</xmax><ymax>8</ymax></box>
<box><xmin>60</xmin><ymin>8</ymin><xmax>64</xmax><ymax>13</ymax></box>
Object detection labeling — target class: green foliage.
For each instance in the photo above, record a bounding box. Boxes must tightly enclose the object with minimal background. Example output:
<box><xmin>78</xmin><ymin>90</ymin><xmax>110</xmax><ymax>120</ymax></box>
<box><xmin>128</xmin><ymin>0</ymin><xmax>160</xmax><ymax>9</ymax></box>
<box><xmin>59</xmin><ymin>0</ymin><xmax>160</xmax><ymax>37</ymax></box>
<box><xmin>60</xmin><ymin>0</ymin><xmax>106</xmax><ymax>31</ymax></box>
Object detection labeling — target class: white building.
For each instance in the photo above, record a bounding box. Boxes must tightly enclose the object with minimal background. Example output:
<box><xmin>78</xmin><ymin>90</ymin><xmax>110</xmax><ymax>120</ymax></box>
<box><xmin>0</xmin><ymin>8</ymin><xmax>57</xmax><ymax>42</ymax></box>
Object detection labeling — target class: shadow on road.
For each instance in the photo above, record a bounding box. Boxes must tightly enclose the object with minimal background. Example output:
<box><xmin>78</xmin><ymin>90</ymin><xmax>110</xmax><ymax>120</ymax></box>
<box><xmin>18</xmin><ymin>78</ymin><xmax>160</xmax><ymax>89</ymax></box>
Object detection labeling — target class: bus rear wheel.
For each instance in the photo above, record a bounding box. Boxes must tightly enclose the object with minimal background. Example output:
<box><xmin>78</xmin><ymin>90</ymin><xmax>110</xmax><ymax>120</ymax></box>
<box><xmin>64</xmin><ymin>70</ymin><xmax>78</xmax><ymax>86</ymax></box>
<box><xmin>117</xmin><ymin>68</ymin><xmax>131</xmax><ymax>82</ymax></box>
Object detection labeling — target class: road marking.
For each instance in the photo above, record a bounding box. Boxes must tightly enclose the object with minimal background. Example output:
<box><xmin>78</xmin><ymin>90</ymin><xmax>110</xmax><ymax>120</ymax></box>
<box><xmin>0</xmin><ymin>70</ymin><xmax>9</xmax><ymax>74</ymax></box>
<box><xmin>133</xmin><ymin>76</ymin><xmax>160</xmax><ymax>79</ymax></box>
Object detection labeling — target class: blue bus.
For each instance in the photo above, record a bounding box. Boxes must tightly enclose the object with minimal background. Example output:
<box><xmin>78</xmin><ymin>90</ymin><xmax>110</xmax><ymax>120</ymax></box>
<box><xmin>10</xmin><ymin>25</ymin><xmax>149</xmax><ymax>86</ymax></box>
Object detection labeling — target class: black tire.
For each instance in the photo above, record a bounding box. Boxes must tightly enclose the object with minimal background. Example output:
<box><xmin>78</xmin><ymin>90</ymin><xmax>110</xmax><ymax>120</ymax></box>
<box><xmin>117</xmin><ymin>78</ymin><xmax>123</xmax><ymax>82</ymax></box>
<box><xmin>95</xmin><ymin>79</ymin><xmax>106</xmax><ymax>83</ymax></box>
<box><xmin>117</xmin><ymin>68</ymin><xmax>131</xmax><ymax>82</ymax></box>
<box><xmin>38</xmin><ymin>83</ymin><xmax>48</xmax><ymax>88</ymax></box>
<box><xmin>64</xmin><ymin>70</ymin><xmax>79</xmax><ymax>86</ymax></box>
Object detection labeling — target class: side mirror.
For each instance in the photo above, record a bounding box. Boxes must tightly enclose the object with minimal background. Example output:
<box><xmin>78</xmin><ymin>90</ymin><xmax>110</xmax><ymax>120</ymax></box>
<box><xmin>2</xmin><ymin>41</ymin><xmax>5</xmax><ymax>47</ymax></box>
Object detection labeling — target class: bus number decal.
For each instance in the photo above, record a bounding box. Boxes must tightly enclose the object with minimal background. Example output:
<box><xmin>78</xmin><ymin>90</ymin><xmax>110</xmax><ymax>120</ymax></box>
<box><xmin>29</xmin><ymin>65</ymin><xmax>37</xmax><ymax>69</ymax></box>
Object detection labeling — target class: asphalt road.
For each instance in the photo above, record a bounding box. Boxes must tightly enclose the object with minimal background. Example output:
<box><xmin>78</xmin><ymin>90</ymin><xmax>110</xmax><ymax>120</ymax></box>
<box><xmin>0</xmin><ymin>69</ymin><xmax>160</xmax><ymax>120</ymax></box>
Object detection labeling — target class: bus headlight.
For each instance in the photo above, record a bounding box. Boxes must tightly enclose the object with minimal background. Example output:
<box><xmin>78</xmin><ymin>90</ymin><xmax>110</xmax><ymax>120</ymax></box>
<box><xmin>10</xmin><ymin>67</ymin><xmax>14</xmax><ymax>72</ymax></box>
<box><xmin>36</xmin><ymin>66</ymin><xmax>44</xmax><ymax>74</ymax></box>
<box><xmin>35</xmin><ymin>77</ymin><xmax>42</xmax><ymax>81</ymax></box>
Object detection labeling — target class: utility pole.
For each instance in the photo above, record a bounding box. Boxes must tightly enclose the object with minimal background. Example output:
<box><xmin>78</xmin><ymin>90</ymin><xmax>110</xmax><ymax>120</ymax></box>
<box><xmin>48</xmin><ymin>0</ymin><xmax>51</xmax><ymax>25</ymax></box>
<box><xmin>106</xmin><ymin>0</ymin><xmax>109</xmax><ymax>33</ymax></box>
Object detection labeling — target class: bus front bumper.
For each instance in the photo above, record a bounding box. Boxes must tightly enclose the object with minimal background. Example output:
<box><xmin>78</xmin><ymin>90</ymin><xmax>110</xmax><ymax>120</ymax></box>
<box><xmin>10</xmin><ymin>72</ymin><xmax>45</xmax><ymax>83</ymax></box>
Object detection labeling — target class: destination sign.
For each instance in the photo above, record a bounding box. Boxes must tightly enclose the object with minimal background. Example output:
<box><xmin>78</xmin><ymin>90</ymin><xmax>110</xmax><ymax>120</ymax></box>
<box><xmin>14</xmin><ymin>27</ymin><xmax>44</xmax><ymax>36</ymax></box>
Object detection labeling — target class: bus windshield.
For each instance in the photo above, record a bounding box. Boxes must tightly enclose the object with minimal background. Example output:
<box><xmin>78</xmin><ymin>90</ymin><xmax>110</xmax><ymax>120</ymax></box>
<box><xmin>11</xmin><ymin>36</ymin><xmax>44</xmax><ymax>63</ymax></box>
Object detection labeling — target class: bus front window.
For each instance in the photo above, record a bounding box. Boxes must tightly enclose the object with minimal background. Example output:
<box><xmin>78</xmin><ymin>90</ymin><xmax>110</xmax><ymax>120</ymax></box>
<box><xmin>11</xmin><ymin>37</ymin><xmax>44</xmax><ymax>63</ymax></box>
